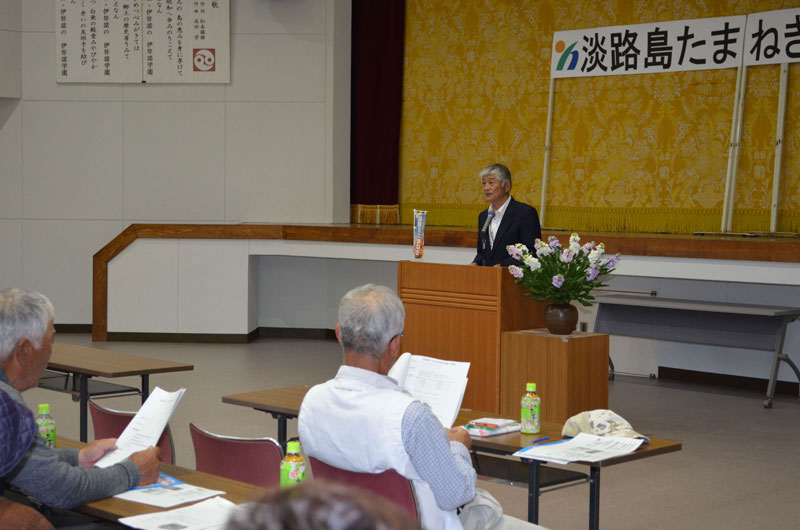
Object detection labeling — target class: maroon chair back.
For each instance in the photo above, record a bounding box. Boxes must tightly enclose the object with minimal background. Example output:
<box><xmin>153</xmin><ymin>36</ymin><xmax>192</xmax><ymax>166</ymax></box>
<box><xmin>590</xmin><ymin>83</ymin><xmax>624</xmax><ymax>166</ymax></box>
<box><xmin>189</xmin><ymin>422</ymin><xmax>283</xmax><ymax>489</ymax></box>
<box><xmin>308</xmin><ymin>456</ymin><xmax>418</xmax><ymax>519</ymax></box>
<box><xmin>0</xmin><ymin>497</ymin><xmax>55</xmax><ymax>530</ymax></box>
<box><xmin>88</xmin><ymin>399</ymin><xmax>175</xmax><ymax>464</ymax></box>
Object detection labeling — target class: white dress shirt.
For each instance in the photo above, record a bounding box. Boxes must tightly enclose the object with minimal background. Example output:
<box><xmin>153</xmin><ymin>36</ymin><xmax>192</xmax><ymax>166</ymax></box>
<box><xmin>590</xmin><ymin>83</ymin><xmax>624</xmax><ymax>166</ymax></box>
<box><xmin>489</xmin><ymin>195</ymin><xmax>512</xmax><ymax>249</ymax></box>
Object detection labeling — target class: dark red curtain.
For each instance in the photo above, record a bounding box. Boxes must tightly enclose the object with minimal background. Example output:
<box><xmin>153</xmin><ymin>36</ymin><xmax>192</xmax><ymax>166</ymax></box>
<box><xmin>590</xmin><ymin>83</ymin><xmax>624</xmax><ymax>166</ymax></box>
<box><xmin>350</xmin><ymin>0</ymin><xmax>406</xmax><ymax>224</ymax></box>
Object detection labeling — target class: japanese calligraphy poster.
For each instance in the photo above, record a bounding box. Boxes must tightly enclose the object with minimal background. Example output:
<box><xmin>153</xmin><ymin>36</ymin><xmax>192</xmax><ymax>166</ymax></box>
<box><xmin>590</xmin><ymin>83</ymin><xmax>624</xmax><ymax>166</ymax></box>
<box><xmin>56</xmin><ymin>0</ymin><xmax>229</xmax><ymax>84</ymax></box>
<box><xmin>551</xmin><ymin>16</ymin><xmax>747</xmax><ymax>78</ymax></box>
<box><xmin>57</xmin><ymin>0</ymin><xmax>143</xmax><ymax>82</ymax></box>
<box><xmin>744</xmin><ymin>8</ymin><xmax>800</xmax><ymax>66</ymax></box>
<box><xmin>143</xmin><ymin>0</ymin><xmax>229</xmax><ymax>83</ymax></box>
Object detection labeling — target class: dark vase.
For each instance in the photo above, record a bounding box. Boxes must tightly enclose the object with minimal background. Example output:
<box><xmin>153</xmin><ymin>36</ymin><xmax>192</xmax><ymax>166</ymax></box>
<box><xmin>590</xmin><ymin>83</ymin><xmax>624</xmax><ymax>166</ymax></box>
<box><xmin>544</xmin><ymin>303</ymin><xmax>579</xmax><ymax>335</ymax></box>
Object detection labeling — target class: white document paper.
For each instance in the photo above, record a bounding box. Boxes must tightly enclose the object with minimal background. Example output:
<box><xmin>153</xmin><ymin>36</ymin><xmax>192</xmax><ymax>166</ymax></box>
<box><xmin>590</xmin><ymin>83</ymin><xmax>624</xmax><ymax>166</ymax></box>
<box><xmin>513</xmin><ymin>432</ymin><xmax>644</xmax><ymax>465</ymax></box>
<box><xmin>388</xmin><ymin>352</ymin><xmax>469</xmax><ymax>428</ymax></box>
<box><xmin>118</xmin><ymin>496</ymin><xmax>238</xmax><ymax>530</ymax></box>
<box><xmin>113</xmin><ymin>472</ymin><xmax>224</xmax><ymax>508</ymax></box>
<box><xmin>95</xmin><ymin>387</ymin><xmax>185</xmax><ymax>468</ymax></box>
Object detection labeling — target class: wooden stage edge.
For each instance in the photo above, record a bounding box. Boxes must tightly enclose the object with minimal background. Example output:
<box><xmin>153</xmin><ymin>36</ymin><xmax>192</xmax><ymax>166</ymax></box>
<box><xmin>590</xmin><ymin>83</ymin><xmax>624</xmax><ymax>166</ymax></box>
<box><xmin>92</xmin><ymin>223</ymin><xmax>800</xmax><ymax>341</ymax></box>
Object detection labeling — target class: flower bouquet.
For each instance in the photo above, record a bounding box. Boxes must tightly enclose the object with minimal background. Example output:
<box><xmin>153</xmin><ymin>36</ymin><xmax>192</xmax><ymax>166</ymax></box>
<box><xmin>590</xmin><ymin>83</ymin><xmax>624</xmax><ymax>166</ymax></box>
<box><xmin>506</xmin><ymin>233</ymin><xmax>619</xmax><ymax>334</ymax></box>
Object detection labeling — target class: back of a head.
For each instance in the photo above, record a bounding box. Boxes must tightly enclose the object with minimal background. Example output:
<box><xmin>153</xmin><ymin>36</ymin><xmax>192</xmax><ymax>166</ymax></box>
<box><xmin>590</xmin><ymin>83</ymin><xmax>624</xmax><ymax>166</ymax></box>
<box><xmin>337</xmin><ymin>284</ymin><xmax>405</xmax><ymax>359</ymax></box>
<box><xmin>226</xmin><ymin>481</ymin><xmax>420</xmax><ymax>530</ymax></box>
<box><xmin>0</xmin><ymin>288</ymin><xmax>54</xmax><ymax>363</ymax></box>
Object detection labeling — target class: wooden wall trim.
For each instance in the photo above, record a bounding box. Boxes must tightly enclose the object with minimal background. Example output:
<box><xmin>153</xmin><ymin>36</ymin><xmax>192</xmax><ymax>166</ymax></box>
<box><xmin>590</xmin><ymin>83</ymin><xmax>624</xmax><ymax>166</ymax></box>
<box><xmin>92</xmin><ymin>223</ymin><xmax>800</xmax><ymax>341</ymax></box>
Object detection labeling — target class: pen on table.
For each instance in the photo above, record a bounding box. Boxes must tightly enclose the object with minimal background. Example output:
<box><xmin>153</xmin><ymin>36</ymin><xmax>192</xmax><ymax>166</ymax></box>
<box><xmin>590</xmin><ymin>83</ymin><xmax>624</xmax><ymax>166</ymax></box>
<box><xmin>518</xmin><ymin>437</ymin><xmax>552</xmax><ymax>453</ymax></box>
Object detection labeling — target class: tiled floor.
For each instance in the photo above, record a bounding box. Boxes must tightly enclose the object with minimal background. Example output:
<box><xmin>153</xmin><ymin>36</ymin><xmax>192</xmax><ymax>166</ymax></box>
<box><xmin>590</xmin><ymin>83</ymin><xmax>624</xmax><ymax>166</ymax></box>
<box><xmin>24</xmin><ymin>334</ymin><xmax>800</xmax><ymax>529</ymax></box>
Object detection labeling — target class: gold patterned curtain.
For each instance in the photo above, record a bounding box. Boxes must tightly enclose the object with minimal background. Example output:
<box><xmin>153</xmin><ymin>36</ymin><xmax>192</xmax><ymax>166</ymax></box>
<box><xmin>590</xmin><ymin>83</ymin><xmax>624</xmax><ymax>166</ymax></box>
<box><xmin>399</xmin><ymin>0</ymin><xmax>800</xmax><ymax>234</ymax></box>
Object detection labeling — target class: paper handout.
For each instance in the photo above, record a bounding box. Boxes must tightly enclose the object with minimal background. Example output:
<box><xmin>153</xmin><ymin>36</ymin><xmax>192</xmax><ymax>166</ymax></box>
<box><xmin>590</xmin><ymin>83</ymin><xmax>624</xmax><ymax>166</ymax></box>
<box><xmin>114</xmin><ymin>472</ymin><xmax>224</xmax><ymax>508</ymax></box>
<box><xmin>118</xmin><ymin>496</ymin><xmax>238</xmax><ymax>530</ymax></box>
<box><xmin>388</xmin><ymin>352</ymin><xmax>469</xmax><ymax>428</ymax></box>
<box><xmin>95</xmin><ymin>387</ymin><xmax>185</xmax><ymax>468</ymax></box>
<box><xmin>513</xmin><ymin>432</ymin><xmax>644</xmax><ymax>465</ymax></box>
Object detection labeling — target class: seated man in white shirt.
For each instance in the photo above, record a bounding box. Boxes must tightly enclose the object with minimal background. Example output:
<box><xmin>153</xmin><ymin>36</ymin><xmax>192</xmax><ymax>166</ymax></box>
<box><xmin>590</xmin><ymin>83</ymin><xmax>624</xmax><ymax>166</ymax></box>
<box><xmin>298</xmin><ymin>284</ymin><xmax>546</xmax><ymax>530</ymax></box>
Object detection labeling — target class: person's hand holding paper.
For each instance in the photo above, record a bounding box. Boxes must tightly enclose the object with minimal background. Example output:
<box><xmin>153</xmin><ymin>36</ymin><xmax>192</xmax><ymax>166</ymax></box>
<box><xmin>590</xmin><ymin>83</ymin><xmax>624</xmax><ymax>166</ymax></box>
<box><xmin>94</xmin><ymin>387</ymin><xmax>185</xmax><ymax>469</ymax></box>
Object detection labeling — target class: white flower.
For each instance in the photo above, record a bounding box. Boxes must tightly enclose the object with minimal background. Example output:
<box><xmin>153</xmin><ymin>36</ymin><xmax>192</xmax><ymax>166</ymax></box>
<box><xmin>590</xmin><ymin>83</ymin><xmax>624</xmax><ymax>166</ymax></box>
<box><xmin>535</xmin><ymin>240</ymin><xmax>552</xmax><ymax>258</ymax></box>
<box><xmin>523</xmin><ymin>256</ymin><xmax>541</xmax><ymax>271</ymax></box>
<box><xmin>588</xmin><ymin>243</ymin><xmax>606</xmax><ymax>264</ymax></box>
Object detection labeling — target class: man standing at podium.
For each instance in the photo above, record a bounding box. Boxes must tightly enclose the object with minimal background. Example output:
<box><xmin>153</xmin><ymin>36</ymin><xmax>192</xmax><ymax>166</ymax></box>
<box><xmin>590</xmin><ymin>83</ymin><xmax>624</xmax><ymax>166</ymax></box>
<box><xmin>471</xmin><ymin>163</ymin><xmax>541</xmax><ymax>267</ymax></box>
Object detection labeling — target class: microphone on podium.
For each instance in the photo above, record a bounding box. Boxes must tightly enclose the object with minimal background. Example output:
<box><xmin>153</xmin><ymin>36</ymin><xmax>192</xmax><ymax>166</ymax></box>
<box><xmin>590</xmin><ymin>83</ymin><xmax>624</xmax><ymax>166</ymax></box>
<box><xmin>480</xmin><ymin>209</ymin><xmax>495</xmax><ymax>235</ymax></box>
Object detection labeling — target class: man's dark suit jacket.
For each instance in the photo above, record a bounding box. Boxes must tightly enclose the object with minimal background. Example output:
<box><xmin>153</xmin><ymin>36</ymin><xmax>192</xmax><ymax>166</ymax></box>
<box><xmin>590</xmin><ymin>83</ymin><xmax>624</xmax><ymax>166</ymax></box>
<box><xmin>472</xmin><ymin>197</ymin><xmax>541</xmax><ymax>267</ymax></box>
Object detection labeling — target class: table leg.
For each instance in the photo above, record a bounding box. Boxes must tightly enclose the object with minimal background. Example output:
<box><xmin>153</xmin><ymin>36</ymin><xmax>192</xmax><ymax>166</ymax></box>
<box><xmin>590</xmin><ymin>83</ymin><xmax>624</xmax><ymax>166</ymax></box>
<box><xmin>141</xmin><ymin>374</ymin><xmax>150</xmax><ymax>404</ymax></box>
<box><xmin>269</xmin><ymin>413</ymin><xmax>289</xmax><ymax>452</ymax></box>
<box><xmin>589</xmin><ymin>466</ymin><xmax>600</xmax><ymax>530</ymax></box>
<box><xmin>79</xmin><ymin>375</ymin><xmax>89</xmax><ymax>443</ymax></box>
<box><xmin>528</xmin><ymin>460</ymin><xmax>540</xmax><ymax>524</ymax></box>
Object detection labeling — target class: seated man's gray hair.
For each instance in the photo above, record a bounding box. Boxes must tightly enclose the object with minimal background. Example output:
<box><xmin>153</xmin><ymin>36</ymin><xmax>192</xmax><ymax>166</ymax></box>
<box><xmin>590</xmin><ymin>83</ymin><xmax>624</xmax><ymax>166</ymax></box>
<box><xmin>0</xmin><ymin>288</ymin><xmax>55</xmax><ymax>363</ymax></box>
<box><xmin>338</xmin><ymin>284</ymin><xmax>405</xmax><ymax>358</ymax></box>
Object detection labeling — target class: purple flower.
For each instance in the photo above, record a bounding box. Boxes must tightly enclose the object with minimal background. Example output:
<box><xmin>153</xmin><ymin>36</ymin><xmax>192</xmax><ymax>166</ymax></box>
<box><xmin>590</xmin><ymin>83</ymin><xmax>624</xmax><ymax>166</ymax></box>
<box><xmin>548</xmin><ymin>236</ymin><xmax>562</xmax><ymax>250</ymax></box>
<box><xmin>587</xmin><ymin>264</ymin><xmax>600</xmax><ymax>281</ymax></box>
<box><xmin>603</xmin><ymin>255</ymin><xmax>618</xmax><ymax>269</ymax></box>
<box><xmin>509</xmin><ymin>265</ymin><xmax>524</xmax><ymax>279</ymax></box>
<box><xmin>506</xmin><ymin>245</ymin><xmax>522</xmax><ymax>260</ymax></box>
<box><xmin>552</xmin><ymin>274</ymin><xmax>564</xmax><ymax>288</ymax></box>
<box><xmin>581</xmin><ymin>241</ymin><xmax>595</xmax><ymax>253</ymax></box>
<box><xmin>560</xmin><ymin>249</ymin><xmax>575</xmax><ymax>263</ymax></box>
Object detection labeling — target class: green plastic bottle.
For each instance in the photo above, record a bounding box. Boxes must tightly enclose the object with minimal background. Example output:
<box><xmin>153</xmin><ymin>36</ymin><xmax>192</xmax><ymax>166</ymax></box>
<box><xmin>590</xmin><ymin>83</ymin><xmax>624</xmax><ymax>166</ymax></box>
<box><xmin>36</xmin><ymin>403</ymin><xmax>57</xmax><ymax>448</ymax></box>
<box><xmin>520</xmin><ymin>383</ymin><xmax>541</xmax><ymax>434</ymax></box>
<box><xmin>279</xmin><ymin>441</ymin><xmax>307</xmax><ymax>488</ymax></box>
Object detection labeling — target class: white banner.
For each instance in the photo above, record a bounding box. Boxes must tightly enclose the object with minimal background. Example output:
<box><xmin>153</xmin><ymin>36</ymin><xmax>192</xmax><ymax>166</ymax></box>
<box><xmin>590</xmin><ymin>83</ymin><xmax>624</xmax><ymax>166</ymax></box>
<box><xmin>57</xmin><ymin>0</ymin><xmax>229</xmax><ymax>84</ymax></box>
<box><xmin>744</xmin><ymin>8</ymin><xmax>800</xmax><ymax>66</ymax></box>
<box><xmin>143</xmin><ymin>0</ymin><xmax>229</xmax><ymax>83</ymax></box>
<box><xmin>57</xmin><ymin>0</ymin><xmax>143</xmax><ymax>82</ymax></box>
<box><xmin>551</xmin><ymin>16</ymin><xmax>746</xmax><ymax>78</ymax></box>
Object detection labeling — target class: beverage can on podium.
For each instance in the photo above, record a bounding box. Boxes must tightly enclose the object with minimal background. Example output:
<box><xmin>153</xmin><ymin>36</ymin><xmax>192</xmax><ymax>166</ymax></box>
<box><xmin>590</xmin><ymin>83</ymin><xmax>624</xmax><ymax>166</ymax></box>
<box><xmin>280</xmin><ymin>440</ymin><xmax>307</xmax><ymax>488</ymax></box>
<box><xmin>520</xmin><ymin>383</ymin><xmax>541</xmax><ymax>434</ymax></box>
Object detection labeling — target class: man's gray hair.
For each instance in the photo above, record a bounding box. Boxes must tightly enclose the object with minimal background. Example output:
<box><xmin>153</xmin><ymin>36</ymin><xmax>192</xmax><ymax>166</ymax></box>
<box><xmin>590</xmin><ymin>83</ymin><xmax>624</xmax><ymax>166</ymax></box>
<box><xmin>479</xmin><ymin>163</ymin><xmax>512</xmax><ymax>187</ymax></box>
<box><xmin>0</xmin><ymin>288</ymin><xmax>55</xmax><ymax>363</ymax></box>
<box><xmin>338</xmin><ymin>284</ymin><xmax>405</xmax><ymax>359</ymax></box>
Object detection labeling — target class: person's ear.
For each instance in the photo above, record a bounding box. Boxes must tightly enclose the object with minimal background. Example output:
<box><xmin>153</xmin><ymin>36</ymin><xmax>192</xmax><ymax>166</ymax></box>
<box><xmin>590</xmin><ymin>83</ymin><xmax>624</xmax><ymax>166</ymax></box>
<box><xmin>335</xmin><ymin>323</ymin><xmax>342</xmax><ymax>344</ymax></box>
<box><xmin>12</xmin><ymin>338</ymin><xmax>31</xmax><ymax>364</ymax></box>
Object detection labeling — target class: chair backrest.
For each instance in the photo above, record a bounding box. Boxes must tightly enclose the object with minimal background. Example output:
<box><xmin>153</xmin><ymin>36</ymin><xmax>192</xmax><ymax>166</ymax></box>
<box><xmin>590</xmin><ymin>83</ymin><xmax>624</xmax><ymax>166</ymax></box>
<box><xmin>88</xmin><ymin>399</ymin><xmax>175</xmax><ymax>464</ymax></box>
<box><xmin>308</xmin><ymin>456</ymin><xmax>418</xmax><ymax>520</ymax></box>
<box><xmin>0</xmin><ymin>497</ymin><xmax>55</xmax><ymax>530</ymax></box>
<box><xmin>189</xmin><ymin>422</ymin><xmax>283</xmax><ymax>489</ymax></box>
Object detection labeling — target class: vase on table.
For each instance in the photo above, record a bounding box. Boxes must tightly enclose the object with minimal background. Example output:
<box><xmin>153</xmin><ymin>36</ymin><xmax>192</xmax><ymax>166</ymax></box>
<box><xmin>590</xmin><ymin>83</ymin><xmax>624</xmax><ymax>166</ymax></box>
<box><xmin>544</xmin><ymin>302</ymin><xmax>578</xmax><ymax>335</ymax></box>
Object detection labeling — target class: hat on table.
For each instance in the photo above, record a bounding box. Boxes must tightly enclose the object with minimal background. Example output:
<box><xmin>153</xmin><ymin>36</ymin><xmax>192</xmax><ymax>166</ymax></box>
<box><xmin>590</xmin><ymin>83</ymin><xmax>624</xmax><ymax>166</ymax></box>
<box><xmin>562</xmin><ymin>409</ymin><xmax>649</xmax><ymax>444</ymax></box>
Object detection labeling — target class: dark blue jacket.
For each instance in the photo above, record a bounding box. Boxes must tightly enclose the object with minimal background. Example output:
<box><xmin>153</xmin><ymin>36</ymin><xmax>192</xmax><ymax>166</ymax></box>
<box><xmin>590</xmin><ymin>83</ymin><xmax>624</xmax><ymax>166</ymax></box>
<box><xmin>473</xmin><ymin>197</ymin><xmax>541</xmax><ymax>267</ymax></box>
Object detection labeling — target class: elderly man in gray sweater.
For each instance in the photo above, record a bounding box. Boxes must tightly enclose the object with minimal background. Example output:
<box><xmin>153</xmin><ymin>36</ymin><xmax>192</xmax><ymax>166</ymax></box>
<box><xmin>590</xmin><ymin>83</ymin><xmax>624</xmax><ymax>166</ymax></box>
<box><xmin>0</xmin><ymin>288</ymin><xmax>160</xmax><ymax>510</ymax></box>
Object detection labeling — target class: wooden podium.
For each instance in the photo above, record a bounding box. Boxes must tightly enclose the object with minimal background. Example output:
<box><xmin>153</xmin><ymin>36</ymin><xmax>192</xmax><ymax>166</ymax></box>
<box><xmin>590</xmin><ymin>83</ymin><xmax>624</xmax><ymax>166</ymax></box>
<box><xmin>500</xmin><ymin>329</ymin><xmax>609</xmax><ymax>423</ymax></box>
<box><xmin>397</xmin><ymin>261</ymin><xmax>547</xmax><ymax>412</ymax></box>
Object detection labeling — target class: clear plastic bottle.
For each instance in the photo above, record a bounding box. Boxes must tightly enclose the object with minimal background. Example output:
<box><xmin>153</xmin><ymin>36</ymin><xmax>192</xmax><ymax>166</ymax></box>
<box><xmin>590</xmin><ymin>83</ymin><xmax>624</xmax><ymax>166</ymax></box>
<box><xmin>520</xmin><ymin>383</ymin><xmax>541</xmax><ymax>434</ymax></box>
<box><xmin>279</xmin><ymin>440</ymin><xmax>307</xmax><ymax>488</ymax></box>
<box><xmin>36</xmin><ymin>403</ymin><xmax>57</xmax><ymax>448</ymax></box>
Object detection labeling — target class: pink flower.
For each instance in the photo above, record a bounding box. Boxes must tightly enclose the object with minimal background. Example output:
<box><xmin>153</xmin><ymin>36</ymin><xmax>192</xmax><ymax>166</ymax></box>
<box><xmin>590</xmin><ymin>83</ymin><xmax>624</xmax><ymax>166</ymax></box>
<box><xmin>560</xmin><ymin>249</ymin><xmax>575</xmax><ymax>263</ymax></box>
<box><xmin>506</xmin><ymin>245</ymin><xmax>522</xmax><ymax>260</ymax></box>
<box><xmin>509</xmin><ymin>265</ymin><xmax>524</xmax><ymax>279</ymax></box>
